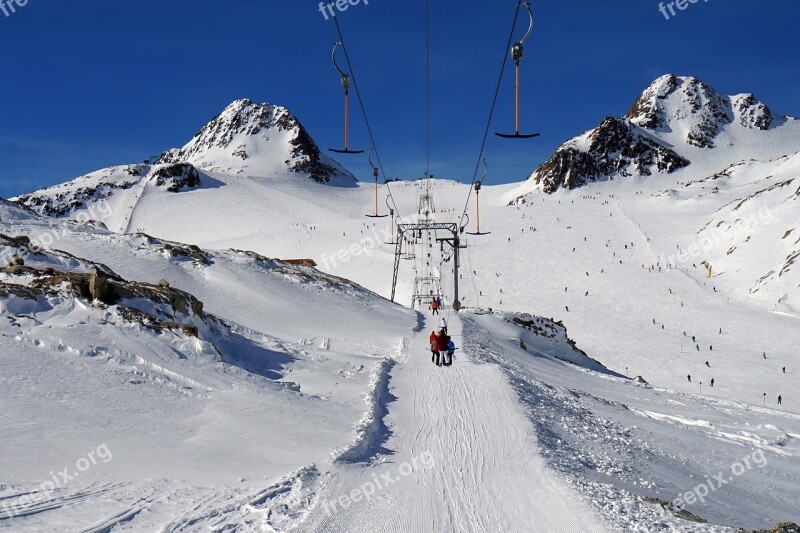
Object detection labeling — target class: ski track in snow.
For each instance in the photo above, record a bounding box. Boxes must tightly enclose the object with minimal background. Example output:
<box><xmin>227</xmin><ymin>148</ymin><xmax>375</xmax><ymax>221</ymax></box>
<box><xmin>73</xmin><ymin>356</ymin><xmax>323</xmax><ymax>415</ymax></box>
<box><xmin>296</xmin><ymin>313</ymin><xmax>607</xmax><ymax>533</ymax></box>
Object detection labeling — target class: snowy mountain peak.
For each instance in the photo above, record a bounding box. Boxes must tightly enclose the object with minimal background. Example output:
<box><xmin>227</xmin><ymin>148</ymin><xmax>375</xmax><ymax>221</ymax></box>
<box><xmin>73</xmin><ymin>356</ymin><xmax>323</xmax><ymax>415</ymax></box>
<box><xmin>509</xmin><ymin>75</ymin><xmax>799</xmax><ymax>199</ymax></box>
<box><xmin>158</xmin><ymin>99</ymin><xmax>356</xmax><ymax>185</ymax></box>
<box><xmin>626</xmin><ymin>74</ymin><xmax>772</xmax><ymax>147</ymax></box>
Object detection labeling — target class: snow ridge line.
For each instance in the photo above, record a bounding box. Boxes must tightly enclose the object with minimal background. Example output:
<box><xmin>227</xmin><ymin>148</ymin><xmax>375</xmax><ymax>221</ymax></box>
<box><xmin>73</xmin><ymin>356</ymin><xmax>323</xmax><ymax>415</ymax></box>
<box><xmin>331</xmin><ymin>356</ymin><xmax>396</xmax><ymax>464</ymax></box>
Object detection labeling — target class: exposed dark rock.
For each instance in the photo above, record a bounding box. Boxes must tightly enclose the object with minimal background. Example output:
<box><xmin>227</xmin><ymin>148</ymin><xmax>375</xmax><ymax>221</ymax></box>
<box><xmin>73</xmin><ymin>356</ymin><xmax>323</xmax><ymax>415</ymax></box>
<box><xmin>89</xmin><ymin>268</ymin><xmax>110</xmax><ymax>303</ymax></box>
<box><xmin>529</xmin><ymin>117</ymin><xmax>690</xmax><ymax>194</ymax></box>
<box><xmin>162</xmin><ymin>242</ymin><xmax>211</xmax><ymax>265</ymax></box>
<box><xmin>151</xmin><ymin>163</ymin><xmax>201</xmax><ymax>192</ymax></box>
<box><xmin>15</xmin><ymin>173</ymin><xmax>136</xmax><ymax>218</ymax></box>
<box><xmin>734</xmin><ymin>93</ymin><xmax>774</xmax><ymax>130</ymax></box>
<box><xmin>626</xmin><ymin>73</ymin><xmax>679</xmax><ymax>130</ymax></box>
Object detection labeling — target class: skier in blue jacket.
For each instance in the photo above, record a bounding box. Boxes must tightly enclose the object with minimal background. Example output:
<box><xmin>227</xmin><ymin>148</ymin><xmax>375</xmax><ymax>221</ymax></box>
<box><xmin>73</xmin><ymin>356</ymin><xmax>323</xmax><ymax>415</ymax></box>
<box><xmin>444</xmin><ymin>339</ymin><xmax>456</xmax><ymax>366</ymax></box>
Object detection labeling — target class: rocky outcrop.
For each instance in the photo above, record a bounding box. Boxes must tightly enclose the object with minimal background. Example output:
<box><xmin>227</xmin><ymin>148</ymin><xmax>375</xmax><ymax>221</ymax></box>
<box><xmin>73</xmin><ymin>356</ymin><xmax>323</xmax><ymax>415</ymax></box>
<box><xmin>151</xmin><ymin>163</ymin><xmax>201</xmax><ymax>192</ymax></box>
<box><xmin>530</xmin><ymin>117</ymin><xmax>690</xmax><ymax>194</ymax></box>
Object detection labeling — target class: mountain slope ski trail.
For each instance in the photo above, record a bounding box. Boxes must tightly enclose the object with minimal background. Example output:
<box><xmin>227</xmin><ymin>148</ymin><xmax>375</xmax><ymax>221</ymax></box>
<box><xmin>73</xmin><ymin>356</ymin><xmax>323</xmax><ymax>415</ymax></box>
<box><xmin>120</xmin><ymin>173</ymin><xmax>150</xmax><ymax>233</ymax></box>
<box><xmin>305</xmin><ymin>313</ymin><xmax>607</xmax><ymax>532</ymax></box>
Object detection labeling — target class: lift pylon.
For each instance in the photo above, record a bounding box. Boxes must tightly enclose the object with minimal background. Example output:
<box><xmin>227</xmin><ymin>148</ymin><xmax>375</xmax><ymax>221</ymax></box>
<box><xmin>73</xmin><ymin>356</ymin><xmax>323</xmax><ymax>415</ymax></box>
<box><xmin>391</xmin><ymin>222</ymin><xmax>464</xmax><ymax>311</ymax></box>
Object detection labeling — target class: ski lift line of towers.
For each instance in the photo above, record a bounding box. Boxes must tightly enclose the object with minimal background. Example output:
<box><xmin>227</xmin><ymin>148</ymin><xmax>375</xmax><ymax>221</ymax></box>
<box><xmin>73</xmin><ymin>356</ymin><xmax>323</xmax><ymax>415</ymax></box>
<box><xmin>327</xmin><ymin>1</ymin><xmax>542</xmax><ymax>310</ymax></box>
<box><xmin>388</xmin><ymin>174</ymin><xmax>470</xmax><ymax>311</ymax></box>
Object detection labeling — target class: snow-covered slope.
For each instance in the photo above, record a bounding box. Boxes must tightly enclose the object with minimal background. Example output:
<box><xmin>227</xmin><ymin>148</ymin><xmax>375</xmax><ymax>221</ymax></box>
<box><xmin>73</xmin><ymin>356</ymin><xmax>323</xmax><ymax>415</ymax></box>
<box><xmin>510</xmin><ymin>75</ymin><xmax>800</xmax><ymax>198</ymax></box>
<box><xmin>3</xmin><ymin>76</ymin><xmax>800</xmax><ymax>531</ymax></box>
<box><xmin>653</xmin><ymin>152</ymin><xmax>800</xmax><ymax>306</ymax></box>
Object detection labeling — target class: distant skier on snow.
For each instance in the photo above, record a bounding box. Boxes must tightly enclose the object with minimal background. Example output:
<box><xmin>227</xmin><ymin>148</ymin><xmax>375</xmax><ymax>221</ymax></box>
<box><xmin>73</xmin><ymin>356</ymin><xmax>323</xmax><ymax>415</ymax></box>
<box><xmin>440</xmin><ymin>317</ymin><xmax>448</xmax><ymax>334</ymax></box>
<box><xmin>431</xmin><ymin>299</ymin><xmax>439</xmax><ymax>316</ymax></box>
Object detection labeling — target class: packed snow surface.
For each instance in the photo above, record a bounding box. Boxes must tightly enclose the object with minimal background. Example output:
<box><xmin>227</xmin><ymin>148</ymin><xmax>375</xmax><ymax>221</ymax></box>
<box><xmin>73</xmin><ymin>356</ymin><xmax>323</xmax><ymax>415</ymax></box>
<box><xmin>3</xmin><ymin>78</ymin><xmax>800</xmax><ymax>531</ymax></box>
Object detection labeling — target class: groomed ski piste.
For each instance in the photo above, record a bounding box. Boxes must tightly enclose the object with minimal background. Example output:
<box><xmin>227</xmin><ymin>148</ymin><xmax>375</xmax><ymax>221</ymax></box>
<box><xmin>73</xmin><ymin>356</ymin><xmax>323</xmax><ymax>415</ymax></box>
<box><xmin>3</xmin><ymin>80</ymin><xmax>800</xmax><ymax>531</ymax></box>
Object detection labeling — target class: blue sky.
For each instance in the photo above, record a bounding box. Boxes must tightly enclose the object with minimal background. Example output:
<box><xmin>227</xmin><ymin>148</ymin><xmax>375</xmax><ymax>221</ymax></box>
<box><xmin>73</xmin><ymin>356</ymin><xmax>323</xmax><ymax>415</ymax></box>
<box><xmin>1</xmin><ymin>0</ymin><xmax>798</xmax><ymax>197</ymax></box>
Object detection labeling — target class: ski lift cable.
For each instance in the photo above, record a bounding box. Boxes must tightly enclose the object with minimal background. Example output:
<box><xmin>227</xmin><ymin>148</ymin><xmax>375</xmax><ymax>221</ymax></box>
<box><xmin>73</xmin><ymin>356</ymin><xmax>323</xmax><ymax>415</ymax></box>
<box><xmin>458</xmin><ymin>2</ymin><xmax>524</xmax><ymax>230</ymax></box>
<box><xmin>331</xmin><ymin>15</ymin><xmax>403</xmax><ymax>218</ymax></box>
<box><xmin>426</xmin><ymin>0</ymin><xmax>431</xmax><ymax>178</ymax></box>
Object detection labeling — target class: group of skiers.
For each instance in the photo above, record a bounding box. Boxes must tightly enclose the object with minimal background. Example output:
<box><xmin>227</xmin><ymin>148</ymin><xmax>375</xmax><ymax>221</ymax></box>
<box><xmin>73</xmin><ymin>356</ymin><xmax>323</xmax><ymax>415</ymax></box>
<box><xmin>425</xmin><ymin>315</ymin><xmax>452</xmax><ymax>366</ymax></box>
<box><xmin>430</xmin><ymin>327</ymin><xmax>455</xmax><ymax>367</ymax></box>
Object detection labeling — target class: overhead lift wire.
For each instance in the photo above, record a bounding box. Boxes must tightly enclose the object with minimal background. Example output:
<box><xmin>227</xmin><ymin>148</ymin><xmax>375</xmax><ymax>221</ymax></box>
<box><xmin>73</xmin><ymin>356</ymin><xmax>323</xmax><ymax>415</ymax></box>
<box><xmin>458</xmin><ymin>2</ymin><xmax>524</xmax><ymax>230</ymax></box>
<box><xmin>331</xmin><ymin>14</ymin><xmax>403</xmax><ymax>219</ymax></box>
<box><xmin>426</xmin><ymin>0</ymin><xmax>431</xmax><ymax>178</ymax></box>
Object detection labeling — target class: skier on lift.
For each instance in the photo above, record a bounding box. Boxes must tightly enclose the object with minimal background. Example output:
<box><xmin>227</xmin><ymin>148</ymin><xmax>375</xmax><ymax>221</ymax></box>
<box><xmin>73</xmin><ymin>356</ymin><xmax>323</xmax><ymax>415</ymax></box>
<box><xmin>445</xmin><ymin>338</ymin><xmax>456</xmax><ymax>366</ymax></box>
<box><xmin>431</xmin><ymin>331</ymin><xmax>441</xmax><ymax>365</ymax></box>
<box><xmin>436</xmin><ymin>329</ymin><xmax>451</xmax><ymax>367</ymax></box>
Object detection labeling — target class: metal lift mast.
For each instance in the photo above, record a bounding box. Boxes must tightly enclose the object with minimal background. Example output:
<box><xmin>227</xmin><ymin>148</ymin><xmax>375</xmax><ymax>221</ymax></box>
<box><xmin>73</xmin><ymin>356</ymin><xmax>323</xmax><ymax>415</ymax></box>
<box><xmin>391</xmin><ymin>221</ymin><xmax>464</xmax><ymax>310</ymax></box>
